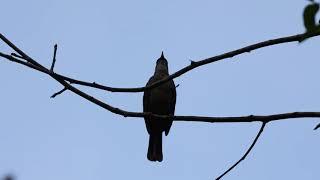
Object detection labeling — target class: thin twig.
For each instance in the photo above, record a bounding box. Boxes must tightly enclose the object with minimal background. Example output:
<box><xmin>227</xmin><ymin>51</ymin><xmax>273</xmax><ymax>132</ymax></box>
<box><xmin>216</xmin><ymin>122</ymin><xmax>267</xmax><ymax>180</ymax></box>
<box><xmin>314</xmin><ymin>123</ymin><xmax>320</xmax><ymax>130</ymax></box>
<box><xmin>11</xmin><ymin>53</ymin><xmax>24</xmax><ymax>59</ymax></box>
<box><xmin>1</xmin><ymin>31</ymin><xmax>320</xmax><ymax>93</ymax></box>
<box><xmin>51</xmin><ymin>87</ymin><xmax>67</xmax><ymax>98</ymax></box>
<box><xmin>50</xmin><ymin>44</ymin><xmax>57</xmax><ymax>72</ymax></box>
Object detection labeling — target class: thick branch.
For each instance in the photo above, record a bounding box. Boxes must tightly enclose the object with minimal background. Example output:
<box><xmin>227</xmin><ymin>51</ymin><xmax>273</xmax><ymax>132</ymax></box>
<box><xmin>216</xmin><ymin>122</ymin><xmax>267</xmax><ymax>180</ymax></box>
<box><xmin>1</xmin><ymin>31</ymin><xmax>319</xmax><ymax>93</ymax></box>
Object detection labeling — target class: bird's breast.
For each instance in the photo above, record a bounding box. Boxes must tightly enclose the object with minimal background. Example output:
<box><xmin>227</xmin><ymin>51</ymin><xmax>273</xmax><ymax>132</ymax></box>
<box><xmin>148</xmin><ymin>85</ymin><xmax>173</xmax><ymax>114</ymax></box>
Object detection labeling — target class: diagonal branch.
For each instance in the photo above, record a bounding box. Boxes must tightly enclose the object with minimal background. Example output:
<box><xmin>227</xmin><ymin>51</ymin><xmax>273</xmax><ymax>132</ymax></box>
<box><xmin>51</xmin><ymin>87</ymin><xmax>67</xmax><ymax>98</ymax></box>
<box><xmin>1</xmin><ymin>31</ymin><xmax>320</xmax><ymax>93</ymax></box>
<box><xmin>216</xmin><ymin>122</ymin><xmax>267</xmax><ymax>180</ymax></box>
<box><xmin>0</xmin><ymin>33</ymin><xmax>45</xmax><ymax>69</ymax></box>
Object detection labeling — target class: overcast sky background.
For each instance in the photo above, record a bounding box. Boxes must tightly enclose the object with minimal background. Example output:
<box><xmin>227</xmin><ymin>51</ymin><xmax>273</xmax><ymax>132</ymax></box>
<box><xmin>0</xmin><ymin>0</ymin><xmax>319</xmax><ymax>180</ymax></box>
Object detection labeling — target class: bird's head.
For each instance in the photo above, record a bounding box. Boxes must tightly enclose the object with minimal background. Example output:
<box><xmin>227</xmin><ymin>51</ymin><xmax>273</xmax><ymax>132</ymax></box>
<box><xmin>155</xmin><ymin>52</ymin><xmax>169</xmax><ymax>75</ymax></box>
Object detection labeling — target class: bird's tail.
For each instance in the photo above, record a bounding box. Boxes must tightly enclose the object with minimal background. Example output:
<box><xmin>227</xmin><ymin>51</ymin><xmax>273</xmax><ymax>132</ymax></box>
<box><xmin>147</xmin><ymin>133</ymin><xmax>163</xmax><ymax>162</ymax></box>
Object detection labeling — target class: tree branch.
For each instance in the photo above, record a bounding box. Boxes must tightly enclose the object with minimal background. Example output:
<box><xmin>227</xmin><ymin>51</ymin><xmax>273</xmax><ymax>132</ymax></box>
<box><xmin>11</xmin><ymin>52</ymin><xmax>24</xmax><ymax>59</ymax></box>
<box><xmin>50</xmin><ymin>87</ymin><xmax>67</xmax><ymax>98</ymax></box>
<box><xmin>1</xmin><ymin>52</ymin><xmax>320</xmax><ymax>123</ymax></box>
<box><xmin>1</xmin><ymin>52</ymin><xmax>320</xmax><ymax>124</ymax></box>
<box><xmin>0</xmin><ymin>32</ymin><xmax>319</xmax><ymax>180</ymax></box>
<box><xmin>0</xmin><ymin>33</ymin><xmax>45</xmax><ymax>69</ymax></box>
<box><xmin>50</xmin><ymin>44</ymin><xmax>57</xmax><ymax>72</ymax></box>
<box><xmin>216</xmin><ymin>122</ymin><xmax>267</xmax><ymax>180</ymax></box>
<box><xmin>1</xmin><ymin>31</ymin><xmax>319</xmax><ymax>93</ymax></box>
<box><xmin>1</xmin><ymin>51</ymin><xmax>320</xmax><ymax>123</ymax></box>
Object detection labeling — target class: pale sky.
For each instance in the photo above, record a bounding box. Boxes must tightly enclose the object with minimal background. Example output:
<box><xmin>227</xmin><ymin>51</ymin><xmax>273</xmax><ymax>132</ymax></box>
<box><xmin>0</xmin><ymin>1</ymin><xmax>319</xmax><ymax>180</ymax></box>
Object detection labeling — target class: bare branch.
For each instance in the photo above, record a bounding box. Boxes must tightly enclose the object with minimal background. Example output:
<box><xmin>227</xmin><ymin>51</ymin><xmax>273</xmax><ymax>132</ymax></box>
<box><xmin>1</xmin><ymin>31</ymin><xmax>320</xmax><ymax>93</ymax></box>
<box><xmin>51</xmin><ymin>87</ymin><xmax>67</xmax><ymax>98</ymax></box>
<box><xmin>0</xmin><ymin>33</ymin><xmax>45</xmax><ymax>69</ymax></box>
<box><xmin>50</xmin><ymin>44</ymin><xmax>58</xmax><ymax>72</ymax></box>
<box><xmin>0</xmin><ymin>32</ymin><xmax>319</xmax><ymax>180</ymax></box>
<box><xmin>216</xmin><ymin>122</ymin><xmax>267</xmax><ymax>180</ymax></box>
<box><xmin>1</xmin><ymin>51</ymin><xmax>320</xmax><ymax>123</ymax></box>
<box><xmin>0</xmin><ymin>52</ymin><xmax>48</xmax><ymax>74</ymax></box>
<box><xmin>11</xmin><ymin>53</ymin><xmax>24</xmax><ymax>59</ymax></box>
<box><xmin>314</xmin><ymin>123</ymin><xmax>320</xmax><ymax>130</ymax></box>
<box><xmin>173</xmin><ymin>112</ymin><xmax>320</xmax><ymax>123</ymax></box>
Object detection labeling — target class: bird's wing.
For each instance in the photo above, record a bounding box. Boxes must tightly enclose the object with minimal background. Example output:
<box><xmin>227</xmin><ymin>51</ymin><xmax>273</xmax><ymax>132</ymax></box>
<box><xmin>165</xmin><ymin>79</ymin><xmax>176</xmax><ymax>136</ymax></box>
<box><xmin>143</xmin><ymin>76</ymin><xmax>154</xmax><ymax>134</ymax></box>
<box><xmin>170</xmin><ymin>80</ymin><xmax>177</xmax><ymax>115</ymax></box>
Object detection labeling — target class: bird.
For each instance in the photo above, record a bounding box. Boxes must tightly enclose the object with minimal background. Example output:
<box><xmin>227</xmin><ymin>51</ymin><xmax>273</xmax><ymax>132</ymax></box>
<box><xmin>143</xmin><ymin>52</ymin><xmax>176</xmax><ymax>162</ymax></box>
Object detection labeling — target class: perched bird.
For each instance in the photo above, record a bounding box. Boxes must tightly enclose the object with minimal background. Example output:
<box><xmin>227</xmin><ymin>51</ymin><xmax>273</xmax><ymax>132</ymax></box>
<box><xmin>143</xmin><ymin>52</ymin><xmax>176</xmax><ymax>162</ymax></box>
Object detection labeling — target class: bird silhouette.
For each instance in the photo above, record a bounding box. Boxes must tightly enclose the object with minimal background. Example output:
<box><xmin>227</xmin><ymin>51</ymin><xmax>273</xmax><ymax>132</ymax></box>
<box><xmin>143</xmin><ymin>52</ymin><xmax>176</xmax><ymax>162</ymax></box>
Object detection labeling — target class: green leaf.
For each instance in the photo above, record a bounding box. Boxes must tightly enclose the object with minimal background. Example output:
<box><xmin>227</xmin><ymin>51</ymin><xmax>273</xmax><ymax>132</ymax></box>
<box><xmin>303</xmin><ymin>2</ymin><xmax>319</xmax><ymax>32</ymax></box>
<box><xmin>300</xmin><ymin>2</ymin><xmax>320</xmax><ymax>42</ymax></box>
